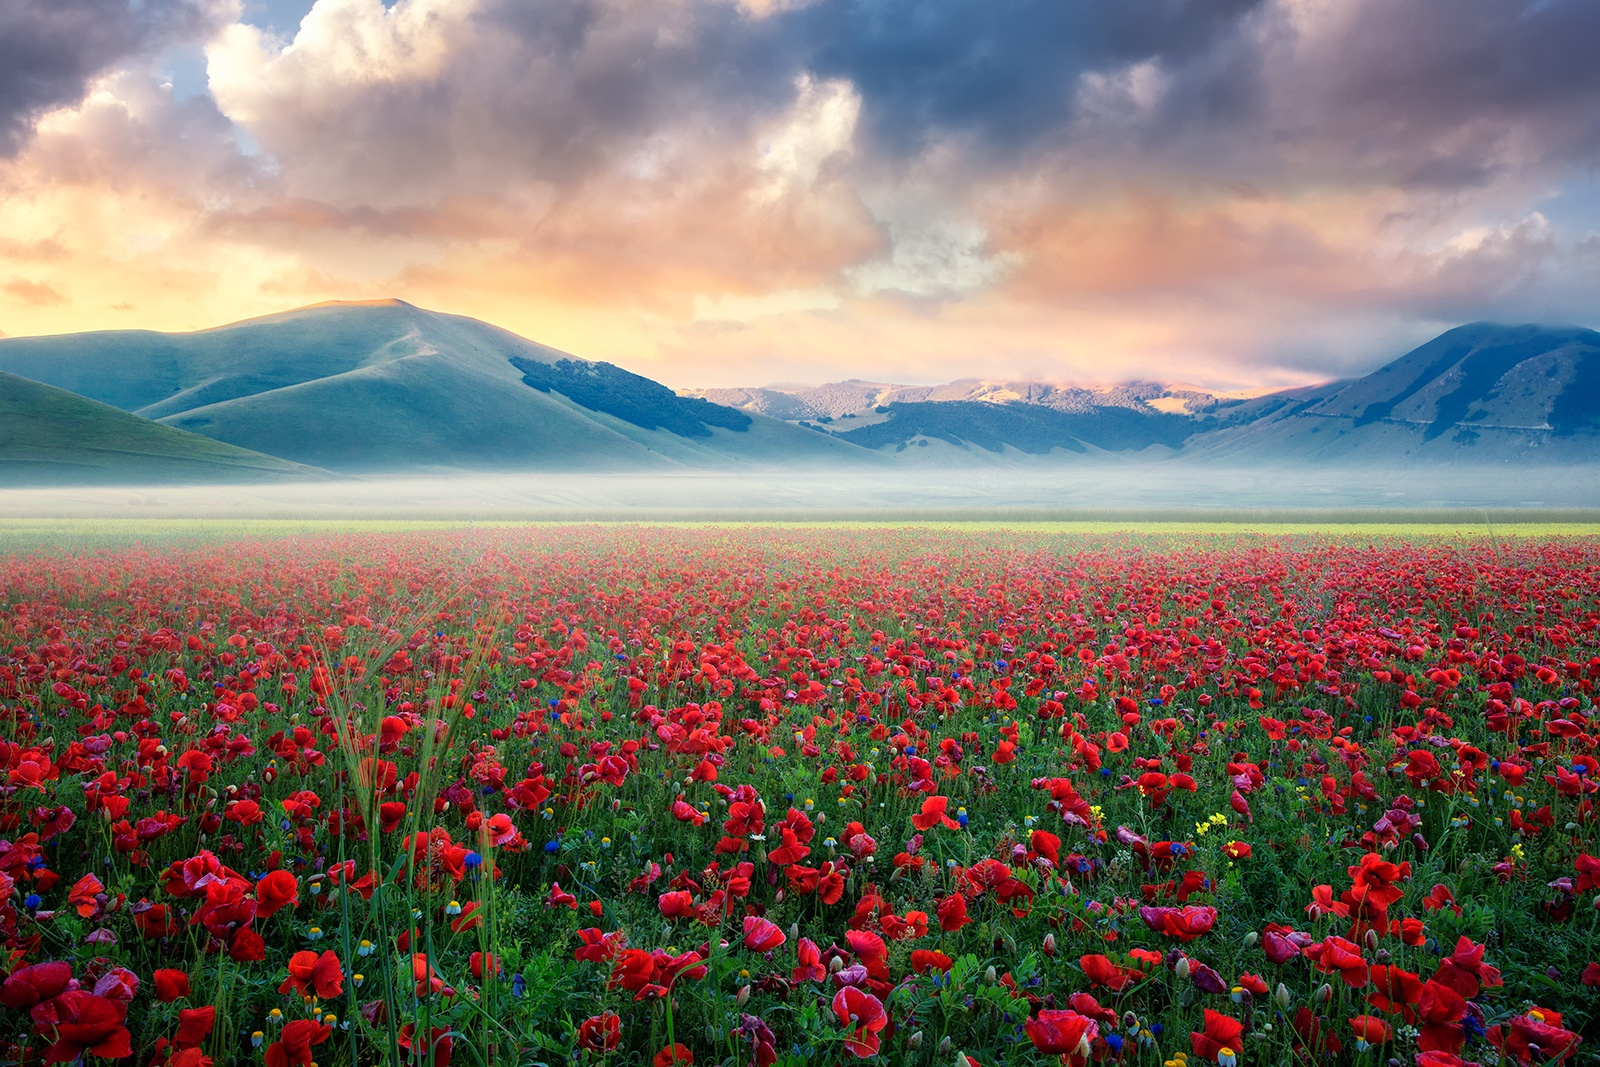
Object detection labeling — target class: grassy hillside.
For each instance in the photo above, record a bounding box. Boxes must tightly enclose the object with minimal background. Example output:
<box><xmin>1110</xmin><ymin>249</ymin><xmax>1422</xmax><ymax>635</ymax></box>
<box><xmin>1186</xmin><ymin>323</ymin><xmax>1600</xmax><ymax>464</ymax></box>
<box><xmin>0</xmin><ymin>371</ymin><xmax>327</xmax><ymax>485</ymax></box>
<box><xmin>0</xmin><ymin>300</ymin><xmax>872</xmax><ymax>473</ymax></box>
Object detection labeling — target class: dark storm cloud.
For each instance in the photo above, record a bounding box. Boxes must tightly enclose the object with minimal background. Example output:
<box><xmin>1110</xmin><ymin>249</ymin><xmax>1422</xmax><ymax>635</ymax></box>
<box><xmin>1262</xmin><ymin>0</ymin><xmax>1600</xmax><ymax>189</ymax></box>
<box><xmin>782</xmin><ymin>0</ymin><xmax>1267</xmax><ymax>158</ymax></box>
<box><xmin>470</xmin><ymin>0</ymin><xmax>801</xmax><ymax>182</ymax></box>
<box><xmin>0</xmin><ymin>0</ymin><xmax>229</xmax><ymax>156</ymax></box>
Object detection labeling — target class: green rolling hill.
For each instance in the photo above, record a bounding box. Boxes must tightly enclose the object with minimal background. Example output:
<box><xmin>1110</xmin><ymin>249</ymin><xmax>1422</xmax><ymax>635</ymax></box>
<box><xmin>0</xmin><ymin>300</ymin><xmax>873</xmax><ymax>474</ymax></box>
<box><xmin>0</xmin><ymin>371</ymin><xmax>328</xmax><ymax>485</ymax></box>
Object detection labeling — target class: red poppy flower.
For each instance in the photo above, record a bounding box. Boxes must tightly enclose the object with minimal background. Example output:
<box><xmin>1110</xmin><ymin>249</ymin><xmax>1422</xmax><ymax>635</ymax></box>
<box><xmin>254</xmin><ymin>870</ymin><xmax>299</xmax><ymax>919</ymax></box>
<box><xmin>1415</xmin><ymin>979</ymin><xmax>1467</xmax><ymax>1054</ymax></box>
<box><xmin>936</xmin><ymin>893</ymin><xmax>971</xmax><ymax>932</ymax></box>
<box><xmin>792</xmin><ymin>937</ymin><xmax>826</xmax><ymax>983</ymax></box>
<box><xmin>152</xmin><ymin>969</ymin><xmax>189</xmax><ymax>1003</ymax></box>
<box><xmin>398</xmin><ymin>1025</ymin><xmax>453</xmax><ymax>1067</ymax></box>
<box><xmin>278</xmin><ymin>950</ymin><xmax>343</xmax><ymax>999</ymax></box>
<box><xmin>1189</xmin><ymin>1009</ymin><xmax>1244</xmax><ymax>1063</ymax></box>
<box><xmin>0</xmin><ymin>961</ymin><xmax>75</xmax><ymax>1011</ymax></box>
<box><xmin>1348</xmin><ymin>1015</ymin><xmax>1392</xmax><ymax>1048</ymax></box>
<box><xmin>831</xmin><ymin>987</ymin><xmax>888</xmax><ymax>1057</ymax></box>
<box><xmin>577</xmin><ymin>1012</ymin><xmax>621</xmax><ymax>1052</ymax></box>
<box><xmin>37</xmin><ymin>992</ymin><xmax>132</xmax><ymax>1065</ymax></box>
<box><xmin>1488</xmin><ymin>1008</ymin><xmax>1580</xmax><ymax>1064</ymax></box>
<box><xmin>654</xmin><ymin>1044</ymin><xmax>693</xmax><ymax>1067</ymax></box>
<box><xmin>742</xmin><ymin>916</ymin><xmax>786</xmax><ymax>953</ymax></box>
<box><xmin>1080</xmin><ymin>953</ymin><xmax>1145</xmax><ymax>992</ymax></box>
<box><xmin>1139</xmin><ymin>904</ymin><xmax>1217</xmax><ymax>942</ymax></box>
<box><xmin>912</xmin><ymin>796</ymin><xmax>959</xmax><ymax>831</ymax></box>
<box><xmin>175</xmin><ymin>1006</ymin><xmax>215</xmax><ymax>1048</ymax></box>
<box><xmin>1303</xmin><ymin>936</ymin><xmax>1369</xmax><ymax>988</ymax></box>
<box><xmin>1026</xmin><ymin>1009</ymin><xmax>1098</xmax><ymax>1064</ymax></box>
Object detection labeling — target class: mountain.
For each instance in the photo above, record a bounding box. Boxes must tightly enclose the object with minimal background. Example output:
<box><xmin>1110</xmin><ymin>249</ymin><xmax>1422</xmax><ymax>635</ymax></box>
<box><xmin>0</xmin><ymin>371</ymin><xmax>327</xmax><ymax>485</ymax></box>
<box><xmin>1183</xmin><ymin>323</ymin><xmax>1600</xmax><ymax>463</ymax></box>
<box><xmin>690</xmin><ymin>377</ymin><xmax>1234</xmax><ymax>420</ymax></box>
<box><xmin>697</xmin><ymin>324</ymin><xmax>1600</xmax><ymax>463</ymax></box>
<box><xmin>691</xmin><ymin>378</ymin><xmax>1238</xmax><ymax>457</ymax></box>
<box><xmin>1</xmin><ymin>307</ymin><xmax>1594</xmax><ymax>479</ymax></box>
<box><xmin>0</xmin><ymin>300</ymin><xmax>871</xmax><ymax>474</ymax></box>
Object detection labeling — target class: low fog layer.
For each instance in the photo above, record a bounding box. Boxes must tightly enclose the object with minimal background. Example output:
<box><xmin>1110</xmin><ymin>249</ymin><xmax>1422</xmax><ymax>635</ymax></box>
<box><xmin>0</xmin><ymin>463</ymin><xmax>1595</xmax><ymax>520</ymax></box>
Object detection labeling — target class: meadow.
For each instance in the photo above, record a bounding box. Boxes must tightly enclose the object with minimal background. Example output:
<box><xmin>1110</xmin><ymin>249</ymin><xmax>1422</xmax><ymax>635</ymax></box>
<box><xmin>0</xmin><ymin>521</ymin><xmax>1595</xmax><ymax>1067</ymax></box>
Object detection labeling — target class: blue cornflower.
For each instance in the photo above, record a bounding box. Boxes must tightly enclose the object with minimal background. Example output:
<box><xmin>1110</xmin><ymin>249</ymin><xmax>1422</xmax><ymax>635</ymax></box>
<box><xmin>464</xmin><ymin>852</ymin><xmax>483</xmax><ymax>869</ymax></box>
<box><xmin>511</xmin><ymin>973</ymin><xmax>526</xmax><ymax>997</ymax></box>
<box><xmin>544</xmin><ymin>840</ymin><xmax>560</xmax><ymax>853</ymax></box>
<box><xmin>23</xmin><ymin>894</ymin><xmax>41</xmax><ymax>910</ymax></box>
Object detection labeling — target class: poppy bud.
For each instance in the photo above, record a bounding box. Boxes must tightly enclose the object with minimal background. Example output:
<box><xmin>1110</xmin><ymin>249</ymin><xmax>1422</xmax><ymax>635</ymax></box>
<box><xmin>938</xmin><ymin>1037</ymin><xmax>952</xmax><ymax>1055</ymax></box>
<box><xmin>736</xmin><ymin>985</ymin><xmax>750</xmax><ymax>1007</ymax></box>
<box><xmin>1042</xmin><ymin>933</ymin><xmax>1056</xmax><ymax>957</ymax></box>
<box><xmin>1174</xmin><ymin>957</ymin><xmax>1191</xmax><ymax>979</ymax></box>
<box><xmin>1276</xmin><ymin>983</ymin><xmax>1291</xmax><ymax>1008</ymax></box>
<box><xmin>1364</xmin><ymin>929</ymin><xmax>1379</xmax><ymax>952</ymax></box>
<box><xmin>829</xmin><ymin>956</ymin><xmax>844</xmax><ymax>973</ymax></box>
<box><xmin>1316</xmin><ymin>982</ymin><xmax>1332</xmax><ymax>1004</ymax></box>
<box><xmin>907</xmin><ymin>1031</ymin><xmax>923</xmax><ymax>1050</ymax></box>
<box><xmin>983</xmin><ymin>965</ymin><xmax>997</xmax><ymax>984</ymax></box>
<box><xmin>1243</xmin><ymin>931</ymin><xmax>1258</xmax><ymax>947</ymax></box>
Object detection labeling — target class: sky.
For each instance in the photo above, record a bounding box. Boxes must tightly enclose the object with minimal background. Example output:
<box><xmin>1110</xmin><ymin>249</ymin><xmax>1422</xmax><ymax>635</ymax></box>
<box><xmin>1</xmin><ymin>0</ymin><xmax>1597</xmax><ymax>390</ymax></box>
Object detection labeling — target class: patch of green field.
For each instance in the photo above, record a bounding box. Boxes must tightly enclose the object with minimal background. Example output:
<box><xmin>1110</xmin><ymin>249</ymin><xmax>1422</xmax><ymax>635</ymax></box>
<box><xmin>0</xmin><ymin>371</ymin><xmax>328</xmax><ymax>485</ymax></box>
<box><xmin>0</xmin><ymin>514</ymin><xmax>1596</xmax><ymax>555</ymax></box>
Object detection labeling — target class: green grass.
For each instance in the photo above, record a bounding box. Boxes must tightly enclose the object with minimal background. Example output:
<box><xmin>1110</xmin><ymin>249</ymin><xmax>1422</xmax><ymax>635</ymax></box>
<box><xmin>0</xmin><ymin>371</ymin><xmax>328</xmax><ymax>485</ymax></box>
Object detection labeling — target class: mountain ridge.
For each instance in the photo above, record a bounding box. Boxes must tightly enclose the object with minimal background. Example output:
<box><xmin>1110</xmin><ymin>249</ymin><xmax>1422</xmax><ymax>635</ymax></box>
<box><xmin>1</xmin><ymin>306</ymin><xmax>1595</xmax><ymax>478</ymax></box>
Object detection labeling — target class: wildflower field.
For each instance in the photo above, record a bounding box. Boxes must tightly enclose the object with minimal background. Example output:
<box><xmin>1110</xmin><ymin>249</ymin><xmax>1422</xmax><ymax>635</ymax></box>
<box><xmin>0</xmin><ymin>523</ymin><xmax>1596</xmax><ymax>1067</ymax></box>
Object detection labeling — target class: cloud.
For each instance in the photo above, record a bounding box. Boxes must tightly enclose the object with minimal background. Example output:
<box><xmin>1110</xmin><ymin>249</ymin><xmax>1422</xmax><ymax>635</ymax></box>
<box><xmin>3</xmin><ymin>278</ymin><xmax>66</xmax><ymax>306</ymax></box>
<box><xmin>2</xmin><ymin>0</ymin><xmax>1599</xmax><ymax>390</ymax></box>
<box><xmin>0</xmin><ymin>0</ymin><xmax>236</xmax><ymax>156</ymax></box>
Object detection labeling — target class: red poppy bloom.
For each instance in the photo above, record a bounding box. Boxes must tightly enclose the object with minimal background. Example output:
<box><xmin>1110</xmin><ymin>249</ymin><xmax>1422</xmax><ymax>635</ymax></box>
<box><xmin>1190</xmin><ymin>1009</ymin><xmax>1244</xmax><ymax>1063</ymax></box>
<box><xmin>936</xmin><ymin>893</ymin><xmax>971</xmax><ymax>932</ymax></box>
<box><xmin>397</xmin><ymin>1025</ymin><xmax>453</xmax><ymax>1067</ymax></box>
<box><xmin>792</xmin><ymin>937</ymin><xmax>826</xmax><ymax>983</ymax></box>
<box><xmin>152</xmin><ymin>969</ymin><xmax>189</xmax><ymax>1004</ymax></box>
<box><xmin>278</xmin><ymin>950</ymin><xmax>343</xmax><ymax>999</ymax></box>
<box><xmin>175</xmin><ymin>1006</ymin><xmax>215</xmax><ymax>1048</ymax></box>
<box><xmin>832</xmin><ymin>987</ymin><xmax>888</xmax><ymax>1057</ymax></box>
<box><xmin>912</xmin><ymin>796</ymin><xmax>959</xmax><ymax>831</ymax></box>
<box><xmin>1348</xmin><ymin>1015</ymin><xmax>1392</xmax><ymax>1048</ymax></box>
<box><xmin>742</xmin><ymin>915</ymin><xmax>786</xmax><ymax>953</ymax></box>
<box><xmin>1080</xmin><ymin>953</ymin><xmax>1145</xmax><ymax>992</ymax></box>
<box><xmin>37</xmin><ymin>992</ymin><xmax>132</xmax><ymax>1065</ymax></box>
<box><xmin>577</xmin><ymin>1012</ymin><xmax>621</xmax><ymax>1052</ymax></box>
<box><xmin>1488</xmin><ymin>1008</ymin><xmax>1580</xmax><ymax>1064</ymax></box>
<box><xmin>254</xmin><ymin>870</ymin><xmax>299</xmax><ymax>919</ymax></box>
<box><xmin>0</xmin><ymin>961</ymin><xmax>75</xmax><ymax>1011</ymax></box>
<box><xmin>1026</xmin><ymin>1009</ymin><xmax>1098</xmax><ymax>1064</ymax></box>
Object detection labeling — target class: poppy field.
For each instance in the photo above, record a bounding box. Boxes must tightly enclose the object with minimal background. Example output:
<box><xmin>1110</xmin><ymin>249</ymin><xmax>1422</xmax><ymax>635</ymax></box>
<box><xmin>0</xmin><ymin>524</ymin><xmax>1596</xmax><ymax>1067</ymax></box>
